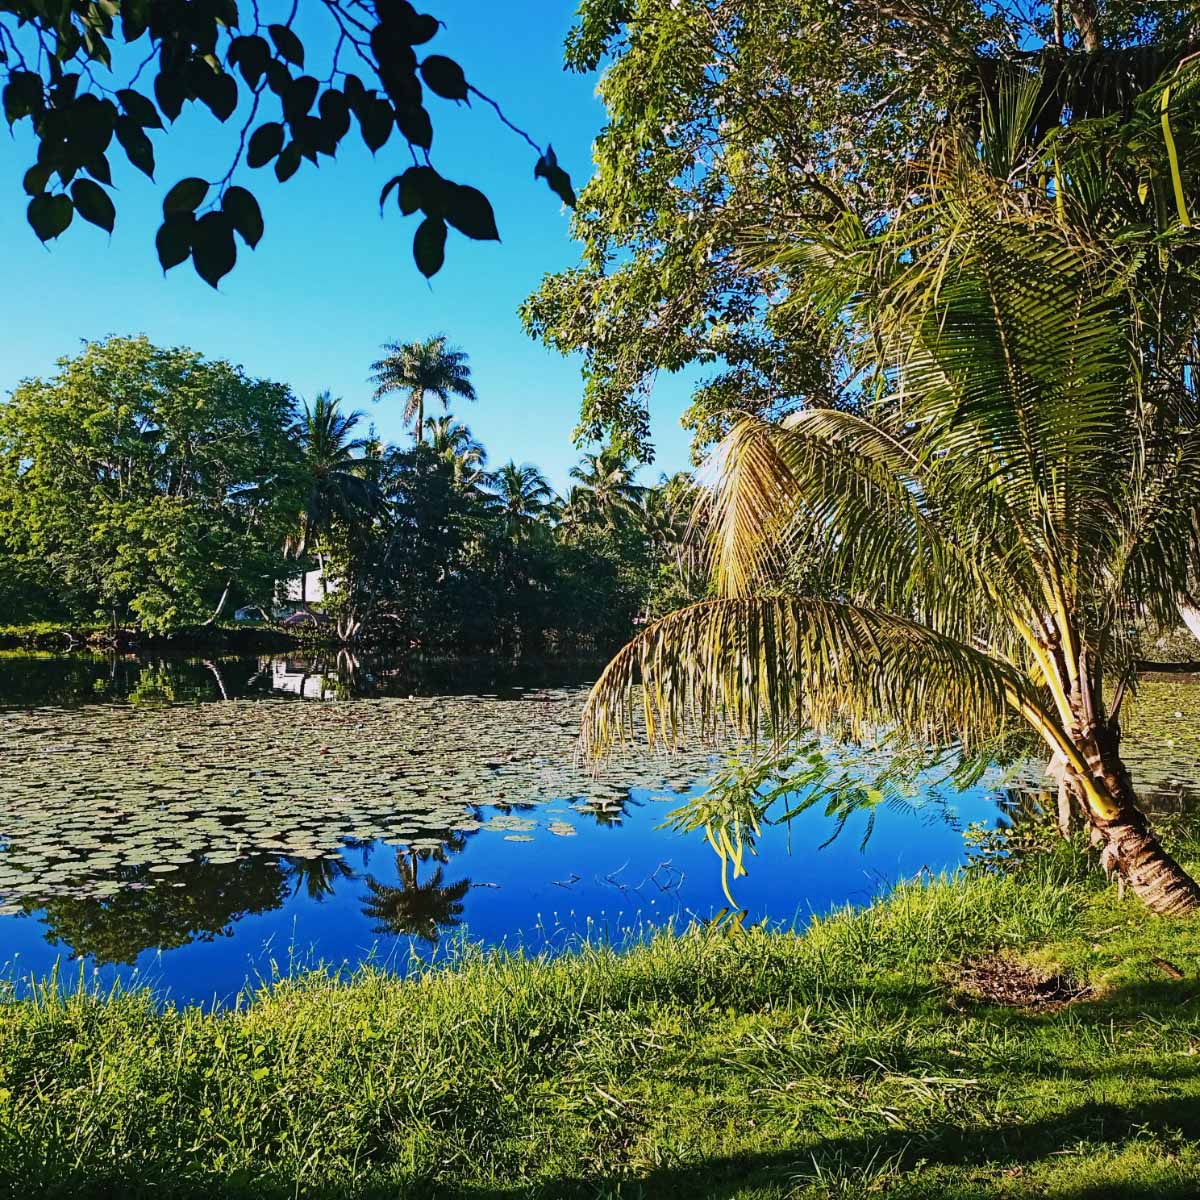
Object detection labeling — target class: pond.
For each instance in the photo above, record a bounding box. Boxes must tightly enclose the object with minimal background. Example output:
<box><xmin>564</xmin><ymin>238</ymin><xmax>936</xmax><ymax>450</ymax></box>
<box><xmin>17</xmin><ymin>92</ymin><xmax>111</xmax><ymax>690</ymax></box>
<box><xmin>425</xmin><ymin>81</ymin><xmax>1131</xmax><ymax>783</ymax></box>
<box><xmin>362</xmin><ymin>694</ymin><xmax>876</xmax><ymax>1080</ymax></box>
<box><xmin>0</xmin><ymin>651</ymin><xmax>1010</xmax><ymax>1005</ymax></box>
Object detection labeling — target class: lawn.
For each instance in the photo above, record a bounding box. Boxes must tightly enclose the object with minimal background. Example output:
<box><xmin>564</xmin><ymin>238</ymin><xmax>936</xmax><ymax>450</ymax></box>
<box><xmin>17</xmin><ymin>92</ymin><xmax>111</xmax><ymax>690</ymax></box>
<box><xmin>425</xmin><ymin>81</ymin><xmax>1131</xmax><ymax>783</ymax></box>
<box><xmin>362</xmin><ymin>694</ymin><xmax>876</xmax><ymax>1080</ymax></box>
<box><xmin>3</xmin><ymin>846</ymin><xmax>1200</xmax><ymax>1198</ymax></box>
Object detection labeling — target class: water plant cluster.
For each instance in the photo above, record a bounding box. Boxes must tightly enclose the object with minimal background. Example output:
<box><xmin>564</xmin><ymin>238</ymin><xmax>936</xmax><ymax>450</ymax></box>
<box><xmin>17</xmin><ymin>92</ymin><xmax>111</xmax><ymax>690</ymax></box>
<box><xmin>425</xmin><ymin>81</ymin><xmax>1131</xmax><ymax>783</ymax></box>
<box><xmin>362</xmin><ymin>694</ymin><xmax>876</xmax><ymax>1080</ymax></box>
<box><xmin>0</xmin><ymin>685</ymin><xmax>715</xmax><ymax>917</ymax></box>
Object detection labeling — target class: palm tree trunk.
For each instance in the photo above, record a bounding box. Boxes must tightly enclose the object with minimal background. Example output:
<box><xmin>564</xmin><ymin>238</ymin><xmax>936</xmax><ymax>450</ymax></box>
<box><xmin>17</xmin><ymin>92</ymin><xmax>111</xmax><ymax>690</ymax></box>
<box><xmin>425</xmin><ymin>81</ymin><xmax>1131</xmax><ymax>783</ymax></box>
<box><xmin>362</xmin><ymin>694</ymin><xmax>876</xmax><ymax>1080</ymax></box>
<box><xmin>416</xmin><ymin>392</ymin><xmax>425</xmax><ymax>444</ymax></box>
<box><xmin>1092</xmin><ymin>809</ymin><xmax>1200</xmax><ymax>915</ymax></box>
<box><xmin>1069</xmin><ymin>728</ymin><xmax>1200</xmax><ymax>915</ymax></box>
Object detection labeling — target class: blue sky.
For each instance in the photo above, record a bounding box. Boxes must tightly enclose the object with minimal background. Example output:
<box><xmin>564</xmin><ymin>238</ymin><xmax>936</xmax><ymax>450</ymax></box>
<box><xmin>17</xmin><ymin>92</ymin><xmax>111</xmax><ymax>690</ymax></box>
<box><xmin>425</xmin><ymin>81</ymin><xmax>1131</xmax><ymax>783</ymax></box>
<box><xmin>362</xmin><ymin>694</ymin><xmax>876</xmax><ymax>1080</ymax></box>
<box><xmin>0</xmin><ymin>1</ymin><xmax>696</xmax><ymax>494</ymax></box>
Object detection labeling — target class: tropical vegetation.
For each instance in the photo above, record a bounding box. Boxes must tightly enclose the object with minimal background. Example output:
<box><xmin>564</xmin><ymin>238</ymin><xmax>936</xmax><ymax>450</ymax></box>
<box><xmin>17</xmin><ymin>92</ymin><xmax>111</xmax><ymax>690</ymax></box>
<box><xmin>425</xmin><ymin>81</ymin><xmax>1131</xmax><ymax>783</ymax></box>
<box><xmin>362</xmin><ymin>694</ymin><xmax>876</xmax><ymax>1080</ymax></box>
<box><xmin>0</xmin><ymin>335</ymin><xmax>699</xmax><ymax>649</ymax></box>
<box><xmin>570</xmin><ymin>12</ymin><xmax>1200</xmax><ymax>920</ymax></box>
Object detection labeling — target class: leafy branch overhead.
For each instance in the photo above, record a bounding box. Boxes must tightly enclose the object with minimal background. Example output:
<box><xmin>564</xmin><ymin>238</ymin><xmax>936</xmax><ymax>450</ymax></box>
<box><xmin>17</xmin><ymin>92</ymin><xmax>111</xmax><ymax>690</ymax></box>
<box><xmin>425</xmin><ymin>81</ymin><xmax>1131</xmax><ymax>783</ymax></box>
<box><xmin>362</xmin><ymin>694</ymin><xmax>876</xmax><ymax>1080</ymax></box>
<box><xmin>0</xmin><ymin>0</ymin><xmax>576</xmax><ymax>287</ymax></box>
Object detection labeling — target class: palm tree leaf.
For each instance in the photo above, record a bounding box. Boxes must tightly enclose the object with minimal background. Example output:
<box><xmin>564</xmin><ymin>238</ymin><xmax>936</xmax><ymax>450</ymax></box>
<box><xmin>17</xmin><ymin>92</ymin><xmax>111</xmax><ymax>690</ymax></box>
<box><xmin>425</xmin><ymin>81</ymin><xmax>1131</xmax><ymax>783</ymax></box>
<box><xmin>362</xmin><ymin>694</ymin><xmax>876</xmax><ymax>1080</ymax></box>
<box><xmin>581</xmin><ymin>596</ymin><xmax>1035</xmax><ymax>760</ymax></box>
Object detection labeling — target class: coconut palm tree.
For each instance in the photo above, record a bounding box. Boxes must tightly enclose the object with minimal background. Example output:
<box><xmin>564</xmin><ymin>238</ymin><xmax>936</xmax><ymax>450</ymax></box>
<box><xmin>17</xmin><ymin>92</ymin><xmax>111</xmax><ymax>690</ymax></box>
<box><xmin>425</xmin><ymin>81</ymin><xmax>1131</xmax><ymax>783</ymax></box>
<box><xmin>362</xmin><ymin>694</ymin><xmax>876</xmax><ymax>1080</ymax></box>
<box><xmin>582</xmin><ymin>162</ymin><xmax>1200</xmax><ymax>916</ymax></box>
<box><xmin>284</xmin><ymin>393</ymin><xmax>381</xmax><ymax>601</ymax></box>
<box><xmin>567</xmin><ymin>444</ymin><xmax>644</xmax><ymax>529</ymax></box>
<box><xmin>487</xmin><ymin>461</ymin><xmax>553</xmax><ymax>540</ymax></box>
<box><xmin>369</xmin><ymin>335</ymin><xmax>476</xmax><ymax>445</ymax></box>
<box><xmin>424</xmin><ymin>415</ymin><xmax>487</xmax><ymax>491</ymax></box>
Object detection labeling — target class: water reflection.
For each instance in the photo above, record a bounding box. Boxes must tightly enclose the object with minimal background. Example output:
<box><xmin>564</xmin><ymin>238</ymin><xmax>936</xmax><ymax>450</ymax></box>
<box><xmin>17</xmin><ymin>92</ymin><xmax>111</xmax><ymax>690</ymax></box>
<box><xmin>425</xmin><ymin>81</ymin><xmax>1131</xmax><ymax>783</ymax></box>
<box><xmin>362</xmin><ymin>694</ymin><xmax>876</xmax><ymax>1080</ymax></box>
<box><xmin>0</xmin><ymin>649</ymin><xmax>1030</xmax><ymax>1001</ymax></box>
<box><xmin>0</xmin><ymin>650</ymin><xmax>609</xmax><ymax>708</ymax></box>
<box><xmin>20</xmin><ymin>832</ymin><xmax>479</xmax><ymax>967</ymax></box>
<box><xmin>29</xmin><ymin>856</ymin><xmax>290</xmax><ymax>966</ymax></box>
<box><xmin>362</xmin><ymin>841</ymin><xmax>472</xmax><ymax>945</ymax></box>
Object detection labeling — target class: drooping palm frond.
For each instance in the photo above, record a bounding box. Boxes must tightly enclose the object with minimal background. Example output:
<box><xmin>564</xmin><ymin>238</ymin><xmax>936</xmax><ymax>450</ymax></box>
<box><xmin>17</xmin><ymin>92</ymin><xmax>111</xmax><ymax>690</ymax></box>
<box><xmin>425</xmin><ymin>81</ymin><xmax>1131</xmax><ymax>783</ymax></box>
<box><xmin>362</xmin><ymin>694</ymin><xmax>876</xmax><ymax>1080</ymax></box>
<box><xmin>581</xmin><ymin>596</ymin><xmax>1041</xmax><ymax>761</ymax></box>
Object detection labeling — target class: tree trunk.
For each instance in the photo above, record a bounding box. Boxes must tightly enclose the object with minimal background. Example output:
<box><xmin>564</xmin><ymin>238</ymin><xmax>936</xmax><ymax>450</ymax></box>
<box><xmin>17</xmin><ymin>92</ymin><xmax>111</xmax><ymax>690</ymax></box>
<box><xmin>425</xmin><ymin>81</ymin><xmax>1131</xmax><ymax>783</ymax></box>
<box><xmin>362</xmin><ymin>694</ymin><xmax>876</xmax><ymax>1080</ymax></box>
<box><xmin>1091</xmin><ymin>808</ymin><xmax>1200</xmax><ymax>915</ymax></box>
<box><xmin>1069</xmin><ymin>727</ymin><xmax>1200</xmax><ymax>915</ymax></box>
<box><xmin>1067</xmin><ymin>0</ymin><xmax>1101</xmax><ymax>51</ymax></box>
<box><xmin>204</xmin><ymin>579</ymin><xmax>233</xmax><ymax>626</ymax></box>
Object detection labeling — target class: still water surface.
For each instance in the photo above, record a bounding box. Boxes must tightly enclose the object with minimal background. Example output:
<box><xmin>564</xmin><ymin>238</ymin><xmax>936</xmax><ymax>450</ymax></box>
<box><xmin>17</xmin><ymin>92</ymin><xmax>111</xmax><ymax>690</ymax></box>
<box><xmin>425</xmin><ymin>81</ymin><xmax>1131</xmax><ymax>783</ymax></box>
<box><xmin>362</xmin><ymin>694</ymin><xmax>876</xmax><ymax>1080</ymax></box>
<box><xmin>0</xmin><ymin>652</ymin><xmax>1003</xmax><ymax>1004</ymax></box>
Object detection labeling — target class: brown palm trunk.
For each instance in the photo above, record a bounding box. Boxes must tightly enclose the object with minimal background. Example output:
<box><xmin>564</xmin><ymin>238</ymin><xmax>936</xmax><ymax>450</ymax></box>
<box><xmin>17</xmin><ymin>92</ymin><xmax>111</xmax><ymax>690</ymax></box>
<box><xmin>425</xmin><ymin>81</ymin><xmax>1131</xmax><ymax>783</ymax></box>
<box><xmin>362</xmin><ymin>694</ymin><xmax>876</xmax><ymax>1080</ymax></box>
<box><xmin>1068</xmin><ymin>725</ymin><xmax>1200</xmax><ymax>916</ymax></box>
<box><xmin>1092</xmin><ymin>809</ymin><xmax>1200</xmax><ymax>915</ymax></box>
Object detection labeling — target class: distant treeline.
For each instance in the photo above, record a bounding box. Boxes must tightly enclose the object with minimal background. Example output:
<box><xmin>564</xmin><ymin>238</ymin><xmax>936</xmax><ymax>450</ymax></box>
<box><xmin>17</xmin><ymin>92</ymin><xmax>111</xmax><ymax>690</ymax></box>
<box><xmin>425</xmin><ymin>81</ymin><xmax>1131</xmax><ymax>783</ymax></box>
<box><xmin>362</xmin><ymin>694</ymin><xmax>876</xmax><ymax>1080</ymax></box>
<box><xmin>0</xmin><ymin>336</ymin><xmax>704</xmax><ymax>652</ymax></box>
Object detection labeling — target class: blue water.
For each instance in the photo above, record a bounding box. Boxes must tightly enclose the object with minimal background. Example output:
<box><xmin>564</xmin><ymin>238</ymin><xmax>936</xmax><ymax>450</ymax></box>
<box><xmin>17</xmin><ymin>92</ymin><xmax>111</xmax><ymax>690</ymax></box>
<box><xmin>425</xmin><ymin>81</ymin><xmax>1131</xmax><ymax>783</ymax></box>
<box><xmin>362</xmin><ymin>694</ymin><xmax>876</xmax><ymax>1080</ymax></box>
<box><xmin>0</xmin><ymin>784</ymin><xmax>999</xmax><ymax>1006</ymax></box>
<box><xmin>0</xmin><ymin>652</ymin><xmax>1004</xmax><ymax>1005</ymax></box>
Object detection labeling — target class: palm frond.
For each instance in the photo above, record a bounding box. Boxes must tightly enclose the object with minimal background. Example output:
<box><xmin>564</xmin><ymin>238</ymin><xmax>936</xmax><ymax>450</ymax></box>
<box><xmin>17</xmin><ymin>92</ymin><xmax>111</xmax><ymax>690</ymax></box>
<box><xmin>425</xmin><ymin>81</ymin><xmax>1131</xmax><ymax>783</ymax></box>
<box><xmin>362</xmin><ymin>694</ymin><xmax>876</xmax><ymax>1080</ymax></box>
<box><xmin>581</xmin><ymin>596</ymin><xmax>1035</xmax><ymax>761</ymax></box>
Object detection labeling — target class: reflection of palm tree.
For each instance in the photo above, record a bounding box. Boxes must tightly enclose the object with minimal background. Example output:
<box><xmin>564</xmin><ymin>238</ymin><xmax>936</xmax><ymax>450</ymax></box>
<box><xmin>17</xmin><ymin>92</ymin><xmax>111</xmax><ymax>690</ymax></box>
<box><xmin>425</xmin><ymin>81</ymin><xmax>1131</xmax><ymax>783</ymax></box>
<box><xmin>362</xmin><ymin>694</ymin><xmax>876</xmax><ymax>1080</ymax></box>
<box><xmin>369</xmin><ymin>335</ymin><xmax>476</xmax><ymax>445</ymax></box>
<box><xmin>283</xmin><ymin>854</ymin><xmax>355</xmax><ymax>900</ymax></box>
<box><xmin>362</xmin><ymin>848</ymin><xmax>470</xmax><ymax>944</ymax></box>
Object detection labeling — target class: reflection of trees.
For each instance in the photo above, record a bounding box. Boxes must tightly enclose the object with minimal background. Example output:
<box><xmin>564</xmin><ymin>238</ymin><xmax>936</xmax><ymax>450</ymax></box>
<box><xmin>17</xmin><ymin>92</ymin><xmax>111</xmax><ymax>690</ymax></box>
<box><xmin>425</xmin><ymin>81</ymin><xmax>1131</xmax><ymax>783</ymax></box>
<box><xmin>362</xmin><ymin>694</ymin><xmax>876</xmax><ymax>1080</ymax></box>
<box><xmin>282</xmin><ymin>853</ymin><xmax>355</xmax><ymax>900</ymax></box>
<box><xmin>361</xmin><ymin>841</ymin><xmax>470</xmax><ymax>945</ymax></box>
<box><xmin>32</xmin><ymin>856</ymin><xmax>289</xmax><ymax>965</ymax></box>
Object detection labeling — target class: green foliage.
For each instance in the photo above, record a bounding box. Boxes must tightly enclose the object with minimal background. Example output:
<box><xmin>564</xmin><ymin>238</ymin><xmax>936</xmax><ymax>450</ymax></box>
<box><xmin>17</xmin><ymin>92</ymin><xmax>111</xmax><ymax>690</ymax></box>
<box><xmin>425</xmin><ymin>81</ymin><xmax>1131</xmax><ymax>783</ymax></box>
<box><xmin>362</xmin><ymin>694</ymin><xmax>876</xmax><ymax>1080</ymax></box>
<box><xmin>525</xmin><ymin>0</ymin><xmax>1200</xmax><ymax>457</ymax></box>
<box><xmin>0</xmin><ymin>336</ymin><xmax>297</xmax><ymax>633</ymax></box>
<box><xmin>1</xmin><ymin>1</ymin><xmax>575</xmax><ymax>284</ymax></box>
<box><xmin>0</xmin><ymin>335</ymin><xmax>685</xmax><ymax>647</ymax></box>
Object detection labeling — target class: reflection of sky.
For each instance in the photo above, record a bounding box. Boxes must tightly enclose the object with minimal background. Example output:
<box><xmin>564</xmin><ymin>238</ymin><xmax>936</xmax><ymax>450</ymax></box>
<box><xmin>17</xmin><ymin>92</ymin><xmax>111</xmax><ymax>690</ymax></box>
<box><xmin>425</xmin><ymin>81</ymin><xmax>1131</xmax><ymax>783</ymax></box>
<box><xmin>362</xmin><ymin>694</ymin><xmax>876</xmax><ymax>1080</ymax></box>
<box><xmin>0</xmin><ymin>782</ymin><xmax>1001</xmax><ymax>1008</ymax></box>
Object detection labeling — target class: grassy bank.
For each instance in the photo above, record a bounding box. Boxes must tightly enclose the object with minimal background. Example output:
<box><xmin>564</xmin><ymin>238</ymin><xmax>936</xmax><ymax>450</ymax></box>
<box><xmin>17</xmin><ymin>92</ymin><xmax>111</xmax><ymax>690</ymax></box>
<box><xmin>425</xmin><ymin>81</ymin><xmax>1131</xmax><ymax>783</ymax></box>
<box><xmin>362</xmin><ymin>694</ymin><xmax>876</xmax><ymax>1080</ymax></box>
<box><xmin>3</xmin><ymin>854</ymin><xmax>1200</xmax><ymax>1199</ymax></box>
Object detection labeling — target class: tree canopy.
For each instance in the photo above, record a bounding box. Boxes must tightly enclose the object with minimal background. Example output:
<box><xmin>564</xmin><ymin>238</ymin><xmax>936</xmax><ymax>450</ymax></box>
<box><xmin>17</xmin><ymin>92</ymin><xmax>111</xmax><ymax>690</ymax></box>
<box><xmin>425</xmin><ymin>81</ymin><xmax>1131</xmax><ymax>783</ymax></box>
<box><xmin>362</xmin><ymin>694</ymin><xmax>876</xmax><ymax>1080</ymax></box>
<box><xmin>522</xmin><ymin>0</ymin><xmax>1200</xmax><ymax>457</ymax></box>
<box><xmin>1</xmin><ymin>1</ymin><xmax>576</xmax><ymax>286</ymax></box>
<box><xmin>0</xmin><ymin>335</ymin><xmax>296</xmax><ymax>631</ymax></box>
<box><xmin>0</xmin><ymin>333</ymin><xmax>701</xmax><ymax>646</ymax></box>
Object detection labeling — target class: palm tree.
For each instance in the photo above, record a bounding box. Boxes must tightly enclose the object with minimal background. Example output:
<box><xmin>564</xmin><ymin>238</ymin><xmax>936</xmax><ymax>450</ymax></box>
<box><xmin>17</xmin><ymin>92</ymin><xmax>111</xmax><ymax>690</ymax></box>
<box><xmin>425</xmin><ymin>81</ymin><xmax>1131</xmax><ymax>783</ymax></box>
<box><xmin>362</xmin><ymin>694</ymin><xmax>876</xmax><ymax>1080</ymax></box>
<box><xmin>369</xmin><ymin>335</ymin><xmax>476</xmax><ymax>445</ymax></box>
<box><xmin>283</xmin><ymin>853</ymin><xmax>355</xmax><ymax>900</ymax></box>
<box><xmin>582</xmin><ymin>160</ymin><xmax>1200</xmax><ymax>916</ymax></box>
<box><xmin>487</xmin><ymin>461</ymin><xmax>553</xmax><ymax>540</ymax></box>
<box><xmin>285</xmin><ymin>393</ymin><xmax>381</xmax><ymax>601</ymax></box>
<box><xmin>424</xmin><ymin>415</ymin><xmax>487</xmax><ymax>491</ymax></box>
<box><xmin>567</xmin><ymin>444</ymin><xmax>644</xmax><ymax>529</ymax></box>
<box><xmin>638</xmin><ymin>473</ymin><xmax>706</xmax><ymax>599</ymax></box>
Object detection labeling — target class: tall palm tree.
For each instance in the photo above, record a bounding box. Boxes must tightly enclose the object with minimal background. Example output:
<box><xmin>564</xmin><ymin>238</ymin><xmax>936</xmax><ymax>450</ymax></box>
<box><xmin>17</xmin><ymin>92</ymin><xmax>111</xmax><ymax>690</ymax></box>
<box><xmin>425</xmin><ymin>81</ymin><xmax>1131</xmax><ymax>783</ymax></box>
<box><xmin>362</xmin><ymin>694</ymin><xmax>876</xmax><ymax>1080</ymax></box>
<box><xmin>583</xmin><ymin>162</ymin><xmax>1200</xmax><ymax>916</ymax></box>
<box><xmin>424</xmin><ymin>415</ymin><xmax>487</xmax><ymax>491</ymax></box>
<box><xmin>550</xmin><ymin>485</ymin><xmax>592</xmax><ymax>538</ymax></box>
<box><xmin>487</xmin><ymin>461</ymin><xmax>553</xmax><ymax>540</ymax></box>
<box><xmin>284</xmin><ymin>394</ymin><xmax>381</xmax><ymax>600</ymax></box>
<box><xmin>567</xmin><ymin>445</ymin><xmax>644</xmax><ymax>529</ymax></box>
<box><xmin>369</xmin><ymin>335</ymin><xmax>476</xmax><ymax>445</ymax></box>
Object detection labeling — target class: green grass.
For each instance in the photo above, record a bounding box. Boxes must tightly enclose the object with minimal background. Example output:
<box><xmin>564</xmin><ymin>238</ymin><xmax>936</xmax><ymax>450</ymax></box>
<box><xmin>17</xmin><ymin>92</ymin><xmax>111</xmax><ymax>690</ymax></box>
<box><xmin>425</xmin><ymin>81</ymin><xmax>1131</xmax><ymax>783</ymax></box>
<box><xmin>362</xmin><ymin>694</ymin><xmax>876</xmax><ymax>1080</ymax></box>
<box><xmin>3</xmin><ymin>857</ymin><xmax>1200</xmax><ymax>1198</ymax></box>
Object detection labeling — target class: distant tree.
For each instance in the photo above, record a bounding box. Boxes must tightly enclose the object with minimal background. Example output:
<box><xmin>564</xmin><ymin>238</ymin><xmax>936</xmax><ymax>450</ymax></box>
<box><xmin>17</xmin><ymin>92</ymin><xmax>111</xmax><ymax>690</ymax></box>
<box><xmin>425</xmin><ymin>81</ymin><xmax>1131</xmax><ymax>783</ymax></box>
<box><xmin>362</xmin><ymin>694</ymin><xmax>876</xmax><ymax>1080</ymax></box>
<box><xmin>0</xmin><ymin>335</ymin><xmax>295</xmax><ymax>631</ymax></box>
<box><xmin>369</xmin><ymin>335</ymin><xmax>476</xmax><ymax>444</ymax></box>
<box><xmin>486</xmin><ymin>461</ymin><xmax>553</xmax><ymax>540</ymax></box>
<box><xmin>283</xmin><ymin>392</ymin><xmax>381</xmax><ymax>595</ymax></box>
<box><xmin>424</xmin><ymin>415</ymin><xmax>487</xmax><ymax>491</ymax></box>
<box><xmin>566</xmin><ymin>445</ymin><xmax>644</xmax><ymax>530</ymax></box>
<box><xmin>1</xmin><ymin>3</ymin><xmax>575</xmax><ymax>286</ymax></box>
